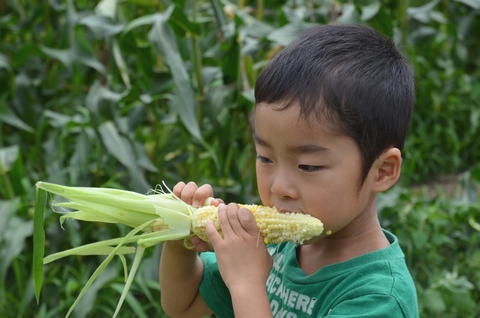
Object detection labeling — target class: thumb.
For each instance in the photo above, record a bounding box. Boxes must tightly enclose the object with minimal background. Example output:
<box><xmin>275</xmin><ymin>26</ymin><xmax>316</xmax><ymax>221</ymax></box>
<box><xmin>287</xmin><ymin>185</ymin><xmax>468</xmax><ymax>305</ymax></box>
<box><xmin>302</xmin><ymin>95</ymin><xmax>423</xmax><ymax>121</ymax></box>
<box><xmin>205</xmin><ymin>219</ymin><xmax>223</xmax><ymax>247</ymax></box>
<box><xmin>190</xmin><ymin>235</ymin><xmax>211</xmax><ymax>252</ymax></box>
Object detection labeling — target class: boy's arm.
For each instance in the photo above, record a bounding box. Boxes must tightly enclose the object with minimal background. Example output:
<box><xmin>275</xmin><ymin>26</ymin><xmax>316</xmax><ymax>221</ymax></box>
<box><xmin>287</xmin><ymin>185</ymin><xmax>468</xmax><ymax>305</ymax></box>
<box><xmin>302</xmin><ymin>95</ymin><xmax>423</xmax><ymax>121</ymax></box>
<box><xmin>160</xmin><ymin>182</ymin><xmax>273</xmax><ymax>317</ymax></box>
<box><xmin>207</xmin><ymin>203</ymin><xmax>274</xmax><ymax>318</ymax></box>
<box><xmin>159</xmin><ymin>182</ymin><xmax>217</xmax><ymax>317</ymax></box>
<box><xmin>159</xmin><ymin>240</ymin><xmax>211</xmax><ymax>317</ymax></box>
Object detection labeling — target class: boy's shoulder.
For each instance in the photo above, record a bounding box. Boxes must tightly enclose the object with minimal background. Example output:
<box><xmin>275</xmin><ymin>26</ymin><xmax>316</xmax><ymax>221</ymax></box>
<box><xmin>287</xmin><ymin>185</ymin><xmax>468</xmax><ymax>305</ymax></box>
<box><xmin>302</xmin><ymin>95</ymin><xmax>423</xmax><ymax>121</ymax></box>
<box><xmin>269</xmin><ymin>230</ymin><xmax>414</xmax><ymax>290</ymax></box>
<box><xmin>267</xmin><ymin>230</ymin><xmax>419</xmax><ymax>317</ymax></box>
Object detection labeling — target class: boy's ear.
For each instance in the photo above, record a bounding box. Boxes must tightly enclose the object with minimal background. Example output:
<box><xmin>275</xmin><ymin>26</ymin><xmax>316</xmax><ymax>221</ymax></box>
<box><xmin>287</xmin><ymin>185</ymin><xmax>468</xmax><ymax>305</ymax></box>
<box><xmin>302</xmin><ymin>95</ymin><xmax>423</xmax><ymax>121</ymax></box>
<box><xmin>372</xmin><ymin>148</ymin><xmax>402</xmax><ymax>192</ymax></box>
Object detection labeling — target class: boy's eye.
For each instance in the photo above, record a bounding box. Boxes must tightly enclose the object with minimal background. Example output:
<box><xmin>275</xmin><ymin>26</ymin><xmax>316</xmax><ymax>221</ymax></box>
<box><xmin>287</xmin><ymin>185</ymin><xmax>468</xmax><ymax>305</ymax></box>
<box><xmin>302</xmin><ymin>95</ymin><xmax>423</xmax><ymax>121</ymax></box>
<box><xmin>256</xmin><ymin>155</ymin><xmax>272</xmax><ymax>163</ymax></box>
<box><xmin>298</xmin><ymin>165</ymin><xmax>322</xmax><ymax>172</ymax></box>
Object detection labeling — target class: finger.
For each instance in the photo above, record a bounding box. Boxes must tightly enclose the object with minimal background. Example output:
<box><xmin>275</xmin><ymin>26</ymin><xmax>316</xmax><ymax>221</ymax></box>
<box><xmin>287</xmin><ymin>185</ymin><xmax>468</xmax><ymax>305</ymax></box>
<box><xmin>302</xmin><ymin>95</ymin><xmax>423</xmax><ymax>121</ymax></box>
<box><xmin>191</xmin><ymin>235</ymin><xmax>212</xmax><ymax>252</ymax></box>
<box><xmin>178</xmin><ymin>181</ymin><xmax>198</xmax><ymax>205</ymax></box>
<box><xmin>205</xmin><ymin>220</ymin><xmax>223</xmax><ymax>247</ymax></box>
<box><xmin>192</xmin><ymin>184</ymin><xmax>214</xmax><ymax>208</ymax></box>
<box><xmin>237</xmin><ymin>207</ymin><xmax>259</xmax><ymax>236</ymax></box>
<box><xmin>216</xmin><ymin>203</ymin><xmax>235</xmax><ymax>237</ymax></box>
<box><xmin>209</xmin><ymin>198</ymin><xmax>224</xmax><ymax>206</ymax></box>
<box><xmin>225</xmin><ymin>203</ymin><xmax>244</xmax><ymax>236</ymax></box>
<box><xmin>172</xmin><ymin>182</ymin><xmax>186</xmax><ymax>198</ymax></box>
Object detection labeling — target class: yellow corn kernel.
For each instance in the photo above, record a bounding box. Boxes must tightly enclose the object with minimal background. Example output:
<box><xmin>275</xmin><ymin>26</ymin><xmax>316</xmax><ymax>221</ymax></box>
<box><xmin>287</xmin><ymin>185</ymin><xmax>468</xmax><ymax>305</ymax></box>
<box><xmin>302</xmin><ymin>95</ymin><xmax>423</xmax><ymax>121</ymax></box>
<box><xmin>144</xmin><ymin>219</ymin><xmax>169</xmax><ymax>233</ymax></box>
<box><xmin>191</xmin><ymin>204</ymin><xmax>323</xmax><ymax>245</ymax></box>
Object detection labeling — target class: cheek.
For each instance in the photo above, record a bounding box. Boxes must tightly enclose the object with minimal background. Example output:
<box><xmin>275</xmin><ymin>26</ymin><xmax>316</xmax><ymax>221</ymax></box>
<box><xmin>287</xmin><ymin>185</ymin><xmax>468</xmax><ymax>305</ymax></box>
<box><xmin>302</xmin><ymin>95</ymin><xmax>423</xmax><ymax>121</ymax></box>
<box><xmin>255</xmin><ymin>163</ymin><xmax>271</xmax><ymax>203</ymax></box>
<box><xmin>303</xmin><ymin>178</ymin><xmax>359</xmax><ymax>225</ymax></box>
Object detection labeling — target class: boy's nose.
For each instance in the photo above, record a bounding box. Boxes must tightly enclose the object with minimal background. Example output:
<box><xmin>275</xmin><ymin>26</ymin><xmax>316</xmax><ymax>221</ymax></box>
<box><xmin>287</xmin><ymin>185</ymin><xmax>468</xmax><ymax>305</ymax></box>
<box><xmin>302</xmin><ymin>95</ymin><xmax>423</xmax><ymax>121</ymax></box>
<box><xmin>270</xmin><ymin>171</ymin><xmax>298</xmax><ymax>200</ymax></box>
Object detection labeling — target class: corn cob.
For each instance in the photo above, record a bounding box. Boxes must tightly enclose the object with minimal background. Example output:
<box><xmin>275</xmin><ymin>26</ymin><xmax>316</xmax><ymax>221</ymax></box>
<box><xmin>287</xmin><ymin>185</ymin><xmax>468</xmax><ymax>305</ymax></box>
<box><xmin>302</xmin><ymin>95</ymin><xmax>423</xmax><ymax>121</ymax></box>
<box><xmin>192</xmin><ymin>204</ymin><xmax>323</xmax><ymax>244</ymax></box>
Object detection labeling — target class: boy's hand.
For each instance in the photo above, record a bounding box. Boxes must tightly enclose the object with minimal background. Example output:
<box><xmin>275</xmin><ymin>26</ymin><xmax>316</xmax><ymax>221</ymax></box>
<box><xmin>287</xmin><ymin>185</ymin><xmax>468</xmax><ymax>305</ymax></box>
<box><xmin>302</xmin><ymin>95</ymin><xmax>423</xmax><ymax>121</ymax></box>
<box><xmin>173</xmin><ymin>181</ymin><xmax>223</xmax><ymax>208</ymax></box>
<box><xmin>172</xmin><ymin>181</ymin><xmax>223</xmax><ymax>252</ymax></box>
<box><xmin>206</xmin><ymin>203</ymin><xmax>273</xmax><ymax>292</ymax></box>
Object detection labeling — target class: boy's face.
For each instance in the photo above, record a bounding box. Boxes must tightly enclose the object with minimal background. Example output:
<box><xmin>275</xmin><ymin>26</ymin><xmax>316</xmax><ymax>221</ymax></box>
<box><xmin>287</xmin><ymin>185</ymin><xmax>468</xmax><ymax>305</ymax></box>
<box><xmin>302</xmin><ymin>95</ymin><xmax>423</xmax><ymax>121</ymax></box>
<box><xmin>254</xmin><ymin>103</ymin><xmax>379</xmax><ymax>239</ymax></box>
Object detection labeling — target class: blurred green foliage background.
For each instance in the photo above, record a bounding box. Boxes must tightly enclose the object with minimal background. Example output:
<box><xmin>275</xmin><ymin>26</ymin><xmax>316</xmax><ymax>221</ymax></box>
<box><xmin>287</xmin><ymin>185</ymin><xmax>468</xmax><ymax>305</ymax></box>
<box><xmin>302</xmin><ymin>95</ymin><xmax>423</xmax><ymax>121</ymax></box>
<box><xmin>0</xmin><ymin>0</ymin><xmax>479</xmax><ymax>317</ymax></box>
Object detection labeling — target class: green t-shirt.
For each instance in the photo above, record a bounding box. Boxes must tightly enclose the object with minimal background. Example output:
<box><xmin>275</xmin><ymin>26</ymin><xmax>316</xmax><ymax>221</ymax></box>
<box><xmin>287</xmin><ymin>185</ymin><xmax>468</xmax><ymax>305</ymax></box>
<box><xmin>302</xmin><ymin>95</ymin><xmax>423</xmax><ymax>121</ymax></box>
<box><xmin>199</xmin><ymin>229</ymin><xmax>418</xmax><ymax>317</ymax></box>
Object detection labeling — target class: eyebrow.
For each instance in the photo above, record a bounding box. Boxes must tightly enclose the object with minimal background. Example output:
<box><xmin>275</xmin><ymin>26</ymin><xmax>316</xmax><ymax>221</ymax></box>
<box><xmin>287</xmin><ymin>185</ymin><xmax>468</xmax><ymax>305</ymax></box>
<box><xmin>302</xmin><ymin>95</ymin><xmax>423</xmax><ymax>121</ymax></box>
<box><xmin>253</xmin><ymin>134</ymin><xmax>329</xmax><ymax>154</ymax></box>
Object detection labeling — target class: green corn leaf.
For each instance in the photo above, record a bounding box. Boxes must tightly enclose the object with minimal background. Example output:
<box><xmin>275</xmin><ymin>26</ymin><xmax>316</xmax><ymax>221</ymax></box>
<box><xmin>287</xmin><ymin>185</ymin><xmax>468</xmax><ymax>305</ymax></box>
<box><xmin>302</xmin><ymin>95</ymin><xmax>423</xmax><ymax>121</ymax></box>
<box><xmin>469</xmin><ymin>216</ymin><xmax>480</xmax><ymax>232</ymax></box>
<box><xmin>34</xmin><ymin>181</ymin><xmax>200</xmax><ymax>315</ymax></box>
<box><xmin>43</xmin><ymin>244</ymin><xmax>136</xmax><ymax>264</ymax></box>
<box><xmin>113</xmin><ymin>246</ymin><xmax>145</xmax><ymax>318</ymax></box>
<box><xmin>361</xmin><ymin>2</ymin><xmax>381</xmax><ymax>21</ymax></box>
<box><xmin>0</xmin><ymin>52</ymin><xmax>11</xmax><ymax>71</ymax></box>
<box><xmin>0</xmin><ymin>102</ymin><xmax>34</xmax><ymax>133</ymax></box>
<box><xmin>33</xmin><ymin>187</ymin><xmax>47</xmax><ymax>303</ymax></box>
<box><xmin>122</xmin><ymin>13</ymin><xmax>156</xmax><ymax>34</ymax></box>
<box><xmin>65</xmin><ymin>220</ymin><xmax>151</xmax><ymax>317</ymax></box>
<box><xmin>148</xmin><ymin>7</ymin><xmax>203</xmax><ymax>142</ymax></box>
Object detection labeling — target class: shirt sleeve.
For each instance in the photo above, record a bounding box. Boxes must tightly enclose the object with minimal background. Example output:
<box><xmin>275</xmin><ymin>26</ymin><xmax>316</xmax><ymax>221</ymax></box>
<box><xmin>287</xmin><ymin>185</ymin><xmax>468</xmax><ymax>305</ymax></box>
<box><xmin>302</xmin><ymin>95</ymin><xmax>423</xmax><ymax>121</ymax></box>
<box><xmin>326</xmin><ymin>294</ymin><xmax>410</xmax><ymax>318</ymax></box>
<box><xmin>199</xmin><ymin>252</ymin><xmax>234</xmax><ymax>318</ymax></box>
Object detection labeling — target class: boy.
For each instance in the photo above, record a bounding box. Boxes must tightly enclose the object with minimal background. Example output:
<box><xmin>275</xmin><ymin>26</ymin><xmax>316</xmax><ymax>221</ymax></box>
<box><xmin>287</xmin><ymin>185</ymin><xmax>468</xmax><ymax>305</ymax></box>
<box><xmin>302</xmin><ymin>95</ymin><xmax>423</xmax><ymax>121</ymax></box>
<box><xmin>160</xmin><ymin>24</ymin><xmax>418</xmax><ymax>317</ymax></box>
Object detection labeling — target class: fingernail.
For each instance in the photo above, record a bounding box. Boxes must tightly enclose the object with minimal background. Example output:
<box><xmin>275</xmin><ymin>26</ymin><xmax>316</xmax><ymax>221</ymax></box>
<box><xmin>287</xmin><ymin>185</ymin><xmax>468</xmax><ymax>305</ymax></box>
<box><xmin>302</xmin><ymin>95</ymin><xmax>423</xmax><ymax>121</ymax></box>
<box><xmin>193</xmin><ymin>200</ymin><xmax>200</xmax><ymax>207</ymax></box>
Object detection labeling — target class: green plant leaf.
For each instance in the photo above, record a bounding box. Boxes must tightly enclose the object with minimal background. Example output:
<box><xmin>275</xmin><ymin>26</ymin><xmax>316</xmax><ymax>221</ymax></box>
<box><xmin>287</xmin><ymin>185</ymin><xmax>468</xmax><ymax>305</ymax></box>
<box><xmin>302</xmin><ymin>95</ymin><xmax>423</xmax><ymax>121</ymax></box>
<box><xmin>85</xmin><ymin>81</ymin><xmax>128</xmax><ymax>126</ymax></box>
<box><xmin>361</xmin><ymin>2</ymin><xmax>381</xmax><ymax>21</ymax></box>
<box><xmin>112</xmin><ymin>39</ymin><xmax>131</xmax><ymax>89</ymax></box>
<box><xmin>148</xmin><ymin>7</ymin><xmax>202</xmax><ymax>142</ymax></box>
<box><xmin>0</xmin><ymin>216</ymin><xmax>33</xmax><ymax>284</ymax></box>
<box><xmin>133</xmin><ymin>141</ymin><xmax>158</xmax><ymax>172</ymax></box>
<box><xmin>72</xmin><ymin>35</ymin><xmax>107</xmax><ymax>74</ymax></box>
<box><xmin>0</xmin><ymin>145</ymin><xmax>19</xmax><ymax>174</ymax></box>
<box><xmin>411</xmin><ymin>230</ymin><xmax>429</xmax><ymax>249</ymax></box>
<box><xmin>33</xmin><ymin>187</ymin><xmax>47</xmax><ymax>303</ymax></box>
<box><xmin>407</xmin><ymin>0</ymin><xmax>440</xmax><ymax>23</ymax></box>
<box><xmin>73</xmin><ymin>266</ymin><xmax>118</xmax><ymax>318</ymax></box>
<box><xmin>113</xmin><ymin>246</ymin><xmax>145</xmax><ymax>317</ymax></box>
<box><xmin>267</xmin><ymin>22</ymin><xmax>314</xmax><ymax>46</ymax></box>
<box><xmin>64</xmin><ymin>220</ymin><xmax>151</xmax><ymax>317</ymax></box>
<box><xmin>111</xmin><ymin>283</ymin><xmax>149</xmax><ymax>318</ymax></box>
<box><xmin>98</xmin><ymin>121</ymin><xmax>151</xmax><ymax>192</ymax></box>
<box><xmin>39</xmin><ymin>46</ymin><xmax>74</xmax><ymax>69</ymax></box>
<box><xmin>95</xmin><ymin>0</ymin><xmax>118</xmax><ymax>19</ymax></box>
<box><xmin>0</xmin><ymin>200</ymin><xmax>28</xmax><ymax>285</ymax></box>
<box><xmin>79</xmin><ymin>15</ymin><xmax>125</xmax><ymax>38</ymax></box>
<box><xmin>455</xmin><ymin>0</ymin><xmax>480</xmax><ymax>9</ymax></box>
<box><xmin>170</xmin><ymin>5</ymin><xmax>201</xmax><ymax>36</ymax></box>
<box><xmin>471</xmin><ymin>166</ymin><xmax>480</xmax><ymax>184</ymax></box>
<box><xmin>0</xmin><ymin>102</ymin><xmax>34</xmax><ymax>133</ymax></box>
<box><xmin>0</xmin><ymin>53</ymin><xmax>11</xmax><ymax>71</ymax></box>
<box><xmin>468</xmin><ymin>216</ymin><xmax>480</xmax><ymax>232</ymax></box>
<box><xmin>210</xmin><ymin>0</ymin><xmax>228</xmax><ymax>37</ymax></box>
<box><xmin>122</xmin><ymin>14</ymin><xmax>157</xmax><ymax>34</ymax></box>
<box><xmin>337</xmin><ymin>3</ymin><xmax>360</xmax><ymax>24</ymax></box>
<box><xmin>422</xmin><ymin>289</ymin><xmax>447</xmax><ymax>313</ymax></box>
<box><xmin>0</xmin><ymin>199</ymin><xmax>18</xmax><ymax>237</ymax></box>
<box><xmin>98</xmin><ymin>121</ymin><xmax>136</xmax><ymax>168</ymax></box>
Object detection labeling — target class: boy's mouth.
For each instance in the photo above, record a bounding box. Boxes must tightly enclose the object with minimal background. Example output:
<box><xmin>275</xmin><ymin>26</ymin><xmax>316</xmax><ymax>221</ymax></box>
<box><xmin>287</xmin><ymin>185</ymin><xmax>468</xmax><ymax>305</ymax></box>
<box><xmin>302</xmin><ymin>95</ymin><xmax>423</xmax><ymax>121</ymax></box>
<box><xmin>277</xmin><ymin>207</ymin><xmax>302</xmax><ymax>214</ymax></box>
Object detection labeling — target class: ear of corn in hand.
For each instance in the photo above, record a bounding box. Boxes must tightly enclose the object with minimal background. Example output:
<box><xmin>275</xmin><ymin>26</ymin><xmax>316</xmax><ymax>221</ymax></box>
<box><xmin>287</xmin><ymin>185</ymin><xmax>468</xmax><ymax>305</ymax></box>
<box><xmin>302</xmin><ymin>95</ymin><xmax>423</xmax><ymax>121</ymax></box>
<box><xmin>35</xmin><ymin>181</ymin><xmax>323</xmax><ymax>247</ymax></box>
<box><xmin>192</xmin><ymin>204</ymin><xmax>323</xmax><ymax>244</ymax></box>
<box><xmin>33</xmin><ymin>181</ymin><xmax>323</xmax><ymax>317</ymax></box>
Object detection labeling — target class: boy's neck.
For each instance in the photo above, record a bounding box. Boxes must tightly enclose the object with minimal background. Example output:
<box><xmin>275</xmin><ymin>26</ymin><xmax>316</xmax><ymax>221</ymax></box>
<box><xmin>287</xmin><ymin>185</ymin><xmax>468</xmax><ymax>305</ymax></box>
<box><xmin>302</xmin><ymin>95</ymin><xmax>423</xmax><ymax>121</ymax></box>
<box><xmin>296</xmin><ymin>216</ymin><xmax>389</xmax><ymax>276</ymax></box>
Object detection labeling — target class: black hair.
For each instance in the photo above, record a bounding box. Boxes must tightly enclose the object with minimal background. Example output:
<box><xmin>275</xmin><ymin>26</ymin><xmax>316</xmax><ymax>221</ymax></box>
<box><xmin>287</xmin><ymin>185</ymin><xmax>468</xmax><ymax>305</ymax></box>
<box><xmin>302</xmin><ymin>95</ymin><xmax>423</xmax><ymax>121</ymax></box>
<box><xmin>254</xmin><ymin>24</ymin><xmax>415</xmax><ymax>187</ymax></box>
